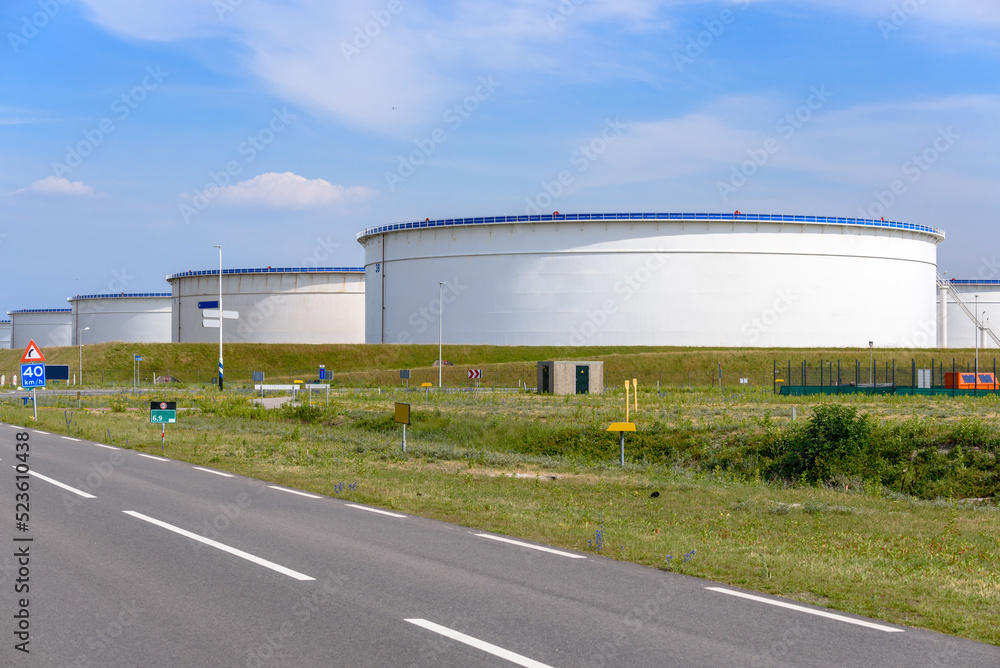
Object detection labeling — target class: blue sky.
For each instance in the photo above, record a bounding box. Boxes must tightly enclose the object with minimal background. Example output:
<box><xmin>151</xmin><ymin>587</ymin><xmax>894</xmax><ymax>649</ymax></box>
<box><xmin>2</xmin><ymin>0</ymin><xmax>999</xmax><ymax>311</ymax></box>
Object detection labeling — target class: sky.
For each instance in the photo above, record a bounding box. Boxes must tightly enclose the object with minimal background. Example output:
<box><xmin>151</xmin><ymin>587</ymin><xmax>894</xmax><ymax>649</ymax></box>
<box><xmin>2</xmin><ymin>0</ymin><xmax>999</xmax><ymax>312</ymax></box>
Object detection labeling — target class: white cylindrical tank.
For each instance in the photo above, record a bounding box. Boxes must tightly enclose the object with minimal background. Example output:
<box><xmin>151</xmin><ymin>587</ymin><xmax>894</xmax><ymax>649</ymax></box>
<box><xmin>9</xmin><ymin>309</ymin><xmax>74</xmax><ymax>349</ymax></box>
<box><xmin>0</xmin><ymin>319</ymin><xmax>11</xmax><ymax>350</ymax></box>
<box><xmin>358</xmin><ymin>213</ymin><xmax>943</xmax><ymax>347</ymax></box>
<box><xmin>68</xmin><ymin>293</ymin><xmax>173</xmax><ymax>344</ymax></box>
<box><xmin>166</xmin><ymin>267</ymin><xmax>365</xmax><ymax>343</ymax></box>
<box><xmin>940</xmin><ymin>280</ymin><xmax>1000</xmax><ymax>349</ymax></box>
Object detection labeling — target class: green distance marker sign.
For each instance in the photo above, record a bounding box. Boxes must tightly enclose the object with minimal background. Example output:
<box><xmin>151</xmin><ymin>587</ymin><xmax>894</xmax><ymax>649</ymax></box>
<box><xmin>150</xmin><ymin>401</ymin><xmax>177</xmax><ymax>424</ymax></box>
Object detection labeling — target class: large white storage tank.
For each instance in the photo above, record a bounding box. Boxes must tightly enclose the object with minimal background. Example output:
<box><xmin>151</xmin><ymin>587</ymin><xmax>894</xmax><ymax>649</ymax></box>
<box><xmin>167</xmin><ymin>267</ymin><xmax>365</xmax><ymax>344</ymax></box>
<box><xmin>9</xmin><ymin>309</ymin><xmax>74</xmax><ymax>349</ymax></box>
<box><xmin>68</xmin><ymin>293</ymin><xmax>172</xmax><ymax>344</ymax></box>
<box><xmin>0</xmin><ymin>319</ymin><xmax>11</xmax><ymax>349</ymax></box>
<box><xmin>938</xmin><ymin>280</ymin><xmax>1000</xmax><ymax>349</ymax></box>
<box><xmin>358</xmin><ymin>212</ymin><xmax>943</xmax><ymax>347</ymax></box>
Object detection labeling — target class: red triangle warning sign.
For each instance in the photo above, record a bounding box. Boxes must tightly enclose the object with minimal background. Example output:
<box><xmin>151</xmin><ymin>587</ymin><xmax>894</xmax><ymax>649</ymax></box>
<box><xmin>21</xmin><ymin>340</ymin><xmax>46</xmax><ymax>364</ymax></box>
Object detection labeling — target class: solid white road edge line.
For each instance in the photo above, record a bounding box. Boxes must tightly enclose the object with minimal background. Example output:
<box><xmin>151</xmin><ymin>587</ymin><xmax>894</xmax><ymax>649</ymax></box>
<box><xmin>23</xmin><ymin>469</ymin><xmax>96</xmax><ymax>499</ymax></box>
<box><xmin>122</xmin><ymin>511</ymin><xmax>315</xmax><ymax>581</ymax></box>
<box><xmin>705</xmin><ymin>587</ymin><xmax>904</xmax><ymax>633</ymax></box>
<box><xmin>136</xmin><ymin>453</ymin><xmax>169</xmax><ymax>461</ymax></box>
<box><xmin>194</xmin><ymin>467</ymin><xmax>234</xmax><ymax>477</ymax></box>
<box><xmin>474</xmin><ymin>533</ymin><xmax>587</xmax><ymax>559</ymax></box>
<box><xmin>345</xmin><ymin>503</ymin><xmax>406</xmax><ymax>518</ymax></box>
<box><xmin>61</xmin><ymin>436</ymin><xmax>81</xmax><ymax>441</ymax></box>
<box><xmin>267</xmin><ymin>485</ymin><xmax>321</xmax><ymax>499</ymax></box>
<box><xmin>405</xmin><ymin>619</ymin><xmax>554</xmax><ymax>668</ymax></box>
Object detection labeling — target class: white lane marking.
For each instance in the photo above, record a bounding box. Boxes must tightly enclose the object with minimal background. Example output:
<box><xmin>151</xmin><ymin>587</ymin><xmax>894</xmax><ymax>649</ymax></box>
<box><xmin>268</xmin><ymin>485</ymin><xmax>321</xmax><ymax>499</ymax></box>
<box><xmin>194</xmin><ymin>467</ymin><xmax>233</xmax><ymax>478</ymax></box>
<box><xmin>61</xmin><ymin>436</ymin><xmax>81</xmax><ymax>442</ymax></box>
<box><xmin>405</xmin><ymin>619</ymin><xmax>554</xmax><ymax>668</ymax></box>
<box><xmin>33</xmin><ymin>430</ymin><xmax>49</xmax><ymax>435</ymax></box>
<box><xmin>137</xmin><ymin>453</ymin><xmax>169</xmax><ymax>461</ymax></box>
<box><xmin>8</xmin><ymin>425</ymin><xmax>25</xmax><ymax>429</ymax></box>
<box><xmin>123</xmin><ymin>511</ymin><xmax>315</xmax><ymax>581</ymax></box>
<box><xmin>705</xmin><ymin>587</ymin><xmax>904</xmax><ymax>633</ymax></box>
<box><xmin>92</xmin><ymin>443</ymin><xmax>118</xmax><ymax>450</ymax></box>
<box><xmin>474</xmin><ymin>533</ymin><xmax>587</xmax><ymax>559</ymax></box>
<box><xmin>345</xmin><ymin>503</ymin><xmax>405</xmax><ymax>518</ymax></box>
<box><xmin>22</xmin><ymin>469</ymin><xmax>96</xmax><ymax>498</ymax></box>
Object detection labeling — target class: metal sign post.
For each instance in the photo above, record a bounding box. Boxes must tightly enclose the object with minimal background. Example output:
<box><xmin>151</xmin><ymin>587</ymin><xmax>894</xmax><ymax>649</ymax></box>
<box><xmin>394</xmin><ymin>403</ymin><xmax>411</xmax><ymax>452</ymax></box>
<box><xmin>150</xmin><ymin>401</ymin><xmax>177</xmax><ymax>454</ymax></box>
<box><xmin>607</xmin><ymin>422</ymin><xmax>636</xmax><ymax>466</ymax></box>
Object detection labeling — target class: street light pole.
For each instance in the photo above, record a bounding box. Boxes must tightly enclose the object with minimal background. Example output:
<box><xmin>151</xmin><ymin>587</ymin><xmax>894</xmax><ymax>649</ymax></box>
<box><xmin>215</xmin><ymin>245</ymin><xmax>223</xmax><ymax>391</ymax></box>
<box><xmin>438</xmin><ymin>281</ymin><xmax>444</xmax><ymax>389</ymax></box>
<box><xmin>868</xmin><ymin>341</ymin><xmax>873</xmax><ymax>386</ymax></box>
<box><xmin>974</xmin><ymin>295</ymin><xmax>979</xmax><ymax>376</ymax></box>
<box><xmin>78</xmin><ymin>326</ymin><xmax>89</xmax><ymax>386</ymax></box>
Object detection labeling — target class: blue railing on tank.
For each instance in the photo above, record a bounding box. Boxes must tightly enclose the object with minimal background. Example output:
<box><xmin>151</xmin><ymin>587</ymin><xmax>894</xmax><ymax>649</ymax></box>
<box><xmin>70</xmin><ymin>292</ymin><xmax>173</xmax><ymax>300</ymax></box>
<box><xmin>356</xmin><ymin>213</ymin><xmax>945</xmax><ymax>241</ymax></box>
<box><xmin>165</xmin><ymin>267</ymin><xmax>365</xmax><ymax>280</ymax></box>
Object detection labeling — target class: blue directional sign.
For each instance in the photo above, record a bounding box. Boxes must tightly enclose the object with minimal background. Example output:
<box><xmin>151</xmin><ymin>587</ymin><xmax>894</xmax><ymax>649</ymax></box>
<box><xmin>20</xmin><ymin>363</ymin><xmax>46</xmax><ymax>389</ymax></box>
<box><xmin>198</xmin><ymin>300</ymin><xmax>219</xmax><ymax>309</ymax></box>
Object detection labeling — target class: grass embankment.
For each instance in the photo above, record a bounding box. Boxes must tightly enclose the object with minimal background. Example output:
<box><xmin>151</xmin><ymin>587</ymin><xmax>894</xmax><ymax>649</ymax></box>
<box><xmin>2</xmin><ymin>342</ymin><xmax>995</xmax><ymax>388</ymax></box>
<box><xmin>4</xmin><ymin>387</ymin><xmax>998</xmax><ymax>645</ymax></box>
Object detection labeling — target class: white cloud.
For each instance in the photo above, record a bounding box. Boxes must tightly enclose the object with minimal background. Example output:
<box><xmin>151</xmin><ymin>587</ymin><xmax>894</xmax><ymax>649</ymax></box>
<box><xmin>213</xmin><ymin>172</ymin><xmax>375</xmax><ymax>208</ymax></box>
<box><xmin>11</xmin><ymin>176</ymin><xmax>97</xmax><ymax>196</ymax></box>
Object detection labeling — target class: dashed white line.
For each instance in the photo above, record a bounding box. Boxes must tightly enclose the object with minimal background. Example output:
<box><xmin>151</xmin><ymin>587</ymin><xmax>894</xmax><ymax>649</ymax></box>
<box><xmin>61</xmin><ymin>436</ymin><xmax>81</xmax><ymax>442</ymax></box>
<box><xmin>194</xmin><ymin>467</ymin><xmax>233</xmax><ymax>478</ymax></box>
<box><xmin>137</xmin><ymin>453</ymin><xmax>169</xmax><ymax>461</ymax></box>
<box><xmin>33</xmin><ymin>430</ymin><xmax>49</xmax><ymax>435</ymax></box>
<box><xmin>345</xmin><ymin>503</ymin><xmax>406</xmax><ymax>518</ymax></box>
<box><xmin>92</xmin><ymin>443</ymin><xmax>118</xmax><ymax>450</ymax></box>
<box><xmin>705</xmin><ymin>587</ymin><xmax>904</xmax><ymax>633</ymax></box>
<box><xmin>123</xmin><ymin>511</ymin><xmax>315</xmax><ymax>581</ymax></box>
<box><xmin>474</xmin><ymin>533</ymin><xmax>587</xmax><ymax>559</ymax></box>
<box><xmin>22</xmin><ymin>469</ymin><xmax>96</xmax><ymax>499</ymax></box>
<box><xmin>405</xmin><ymin>619</ymin><xmax>554</xmax><ymax>668</ymax></box>
<box><xmin>267</xmin><ymin>485</ymin><xmax>322</xmax><ymax>499</ymax></box>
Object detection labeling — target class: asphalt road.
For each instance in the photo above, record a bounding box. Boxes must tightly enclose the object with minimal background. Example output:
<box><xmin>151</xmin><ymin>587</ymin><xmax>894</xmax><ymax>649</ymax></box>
<box><xmin>1</xmin><ymin>424</ymin><xmax>997</xmax><ymax>667</ymax></box>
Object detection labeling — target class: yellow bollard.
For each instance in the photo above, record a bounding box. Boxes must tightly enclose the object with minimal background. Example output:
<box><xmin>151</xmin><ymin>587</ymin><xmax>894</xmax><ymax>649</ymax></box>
<box><xmin>624</xmin><ymin>381</ymin><xmax>630</xmax><ymax>423</ymax></box>
<box><xmin>632</xmin><ymin>378</ymin><xmax>638</xmax><ymax>413</ymax></box>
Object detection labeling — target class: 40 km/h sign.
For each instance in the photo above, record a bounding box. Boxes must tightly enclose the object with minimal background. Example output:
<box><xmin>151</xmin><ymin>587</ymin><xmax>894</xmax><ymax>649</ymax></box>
<box><xmin>20</xmin><ymin>363</ymin><xmax>45</xmax><ymax>389</ymax></box>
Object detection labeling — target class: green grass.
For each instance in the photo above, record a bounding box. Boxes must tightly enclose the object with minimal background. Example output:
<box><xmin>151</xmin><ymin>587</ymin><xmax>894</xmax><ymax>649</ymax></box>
<box><xmin>4</xmin><ymin>341</ymin><xmax>997</xmax><ymax>388</ymax></box>
<box><xmin>4</xmin><ymin>385</ymin><xmax>999</xmax><ymax>645</ymax></box>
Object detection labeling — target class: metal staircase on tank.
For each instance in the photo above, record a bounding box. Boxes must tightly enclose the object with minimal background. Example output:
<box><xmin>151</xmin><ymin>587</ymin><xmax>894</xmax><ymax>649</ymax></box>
<box><xmin>938</xmin><ymin>273</ymin><xmax>1000</xmax><ymax>347</ymax></box>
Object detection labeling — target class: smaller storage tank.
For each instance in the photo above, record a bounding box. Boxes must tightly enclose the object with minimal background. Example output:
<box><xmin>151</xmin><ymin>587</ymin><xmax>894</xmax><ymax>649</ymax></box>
<box><xmin>938</xmin><ymin>280</ymin><xmax>1000</xmax><ymax>349</ymax></box>
<box><xmin>8</xmin><ymin>309</ymin><xmax>74</xmax><ymax>349</ymax></box>
<box><xmin>167</xmin><ymin>267</ymin><xmax>365</xmax><ymax>344</ymax></box>
<box><xmin>68</xmin><ymin>293</ymin><xmax>172</xmax><ymax>344</ymax></box>
<box><xmin>0</xmin><ymin>319</ymin><xmax>11</xmax><ymax>349</ymax></box>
